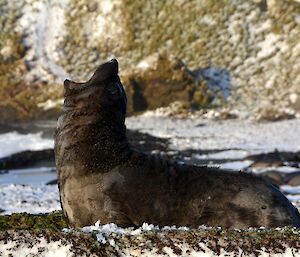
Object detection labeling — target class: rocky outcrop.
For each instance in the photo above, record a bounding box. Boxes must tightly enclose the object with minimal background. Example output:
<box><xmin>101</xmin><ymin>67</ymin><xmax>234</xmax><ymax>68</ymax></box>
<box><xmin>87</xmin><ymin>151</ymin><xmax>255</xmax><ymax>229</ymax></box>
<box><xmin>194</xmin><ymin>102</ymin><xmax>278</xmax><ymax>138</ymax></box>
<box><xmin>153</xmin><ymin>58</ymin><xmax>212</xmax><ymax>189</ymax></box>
<box><xmin>121</xmin><ymin>53</ymin><xmax>195</xmax><ymax>114</ymax></box>
<box><xmin>2</xmin><ymin>0</ymin><xmax>300</xmax><ymax>120</ymax></box>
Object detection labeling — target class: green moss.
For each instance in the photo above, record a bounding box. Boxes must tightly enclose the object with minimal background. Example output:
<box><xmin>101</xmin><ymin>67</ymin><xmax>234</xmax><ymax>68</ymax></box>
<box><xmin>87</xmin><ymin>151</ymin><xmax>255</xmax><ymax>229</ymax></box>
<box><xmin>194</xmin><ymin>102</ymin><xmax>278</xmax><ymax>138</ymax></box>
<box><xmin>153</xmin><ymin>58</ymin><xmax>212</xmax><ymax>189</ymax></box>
<box><xmin>0</xmin><ymin>213</ymin><xmax>300</xmax><ymax>256</ymax></box>
<box><xmin>0</xmin><ymin>212</ymin><xmax>68</xmax><ymax>230</ymax></box>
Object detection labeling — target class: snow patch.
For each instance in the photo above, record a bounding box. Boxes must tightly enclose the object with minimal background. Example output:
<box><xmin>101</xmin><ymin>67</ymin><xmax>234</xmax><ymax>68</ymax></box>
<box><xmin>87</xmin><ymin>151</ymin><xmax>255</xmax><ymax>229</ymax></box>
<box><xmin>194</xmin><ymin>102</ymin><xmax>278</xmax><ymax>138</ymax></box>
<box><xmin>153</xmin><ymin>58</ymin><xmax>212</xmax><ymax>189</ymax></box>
<box><xmin>0</xmin><ymin>238</ymin><xmax>72</xmax><ymax>257</ymax></box>
<box><xmin>0</xmin><ymin>132</ymin><xmax>53</xmax><ymax>158</ymax></box>
<box><xmin>126</xmin><ymin>116</ymin><xmax>300</xmax><ymax>152</ymax></box>
<box><xmin>257</xmin><ymin>33</ymin><xmax>286</xmax><ymax>59</ymax></box>
<box><xmin>0</xmin><ymin>184</ymin><xmax>60</xmax><ymax>214</ymax></box>
<box><xmin>199</xmin><ymin>68</ymin><xmax>232</xmax><ymax>99</ymax></box>
<box><xmin>0</xmin><ymin>167</ymin><xmax>57</xmax><ymax>186</ymax></box>
<box><xmin>196</xmin><ymin>150</ymin><xmax>250</xmax><ymax>160</ymax></box>
<box><xmin>281</xmin><ymin>185</ymin><xmax>300</xmax><ymax>195</ymax></box>
<box><xmin>38</xmin><ymin>98</ymin><xmax>64</xmax><ymax>110</ymax></box>
<box><xmin>16</xmin><ymin>0</ymin><xmax>69</xmax><ymax>82</ymax></box>
<box><xmin>216</xmin><ymin>160</ymin><xmax>253</xmax><ymax>171</ymax></box>
<box><xmin>88</xmin><ymin>0</ymin><xmax>123</xmax><ymax>45</ymax></box>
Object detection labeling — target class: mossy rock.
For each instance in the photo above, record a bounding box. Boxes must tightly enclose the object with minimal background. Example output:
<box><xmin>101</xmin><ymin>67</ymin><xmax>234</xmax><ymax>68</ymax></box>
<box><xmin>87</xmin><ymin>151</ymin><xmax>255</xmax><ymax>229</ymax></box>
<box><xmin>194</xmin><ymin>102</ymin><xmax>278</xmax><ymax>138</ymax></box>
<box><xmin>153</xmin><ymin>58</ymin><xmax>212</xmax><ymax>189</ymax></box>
<box><xmin>0</xmin><ymin>212</ymin><xmax>300</xmax><ymax>256</ymax></box>
<box><xmin>0</xmin><ymin>229</ymin><xmax>117</xmax><ymax>256</ymax></box>
<box><xmin>0</xmin><ymin>212</ymin><xmax>67</xmax><ymax>230</ymax></box>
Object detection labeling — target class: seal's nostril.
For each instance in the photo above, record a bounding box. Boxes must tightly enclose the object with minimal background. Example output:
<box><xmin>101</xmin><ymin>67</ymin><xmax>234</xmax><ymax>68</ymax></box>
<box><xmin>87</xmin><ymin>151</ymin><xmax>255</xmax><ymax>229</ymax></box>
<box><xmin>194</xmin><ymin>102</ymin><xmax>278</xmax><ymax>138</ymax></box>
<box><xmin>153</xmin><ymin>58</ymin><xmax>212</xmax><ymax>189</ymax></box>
<box><xmin>64</xmin><ymin>79</ymin><xmax>70</xmax><ymax>86</ymax></box>
<box><xmin>110</xmin><ymin>58</ymin><xmax>117</xmax><ymax>63</ymax></box>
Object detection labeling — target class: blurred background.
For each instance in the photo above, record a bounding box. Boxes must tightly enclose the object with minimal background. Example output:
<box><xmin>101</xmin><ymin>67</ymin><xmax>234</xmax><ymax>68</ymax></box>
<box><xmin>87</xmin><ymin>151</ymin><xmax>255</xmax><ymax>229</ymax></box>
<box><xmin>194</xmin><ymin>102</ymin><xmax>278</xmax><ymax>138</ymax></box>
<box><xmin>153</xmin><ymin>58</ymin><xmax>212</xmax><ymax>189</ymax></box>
<box><xmin>1</xmin><ymin>0</ymin><xmax>300</xmax><ymax>123</ymax></box>
<box><xmin>1</xmin><ymin>0</ymin><xmax>300</xmax><ymax>215</ymax></box>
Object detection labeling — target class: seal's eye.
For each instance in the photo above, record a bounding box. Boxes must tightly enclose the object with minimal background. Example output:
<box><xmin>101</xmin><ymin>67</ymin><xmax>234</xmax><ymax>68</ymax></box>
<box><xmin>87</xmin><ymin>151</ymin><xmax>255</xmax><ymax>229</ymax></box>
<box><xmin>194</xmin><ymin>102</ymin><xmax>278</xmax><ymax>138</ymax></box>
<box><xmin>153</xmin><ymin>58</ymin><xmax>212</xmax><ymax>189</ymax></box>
<box><xmin>107</xmin><ymin>82</ymin><xmax>124</xmax><ymax>97</ymax></box>
<box><xmin>115</xmin><ymin>82</ymin><xmax>124</xmax><ymax>96</ymax></box>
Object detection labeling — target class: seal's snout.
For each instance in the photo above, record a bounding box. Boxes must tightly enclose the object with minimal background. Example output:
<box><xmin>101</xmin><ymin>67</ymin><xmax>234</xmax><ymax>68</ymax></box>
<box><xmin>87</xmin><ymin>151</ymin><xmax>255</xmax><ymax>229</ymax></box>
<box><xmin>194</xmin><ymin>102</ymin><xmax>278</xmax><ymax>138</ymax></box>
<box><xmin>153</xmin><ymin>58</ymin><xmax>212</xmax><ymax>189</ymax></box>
<box><xmin>110</xmin><ymin>58</ymin><xmax>118</xmax><ymax>64</ymax></box>
<box><xmin>88</xmin><ymin>58</ymin><xmax>119</xmax><ymax>85</ymax></box>
<box><xmin>64</xmin><ymin>79</ymin><xmax>71</xmax><ymax>86</ymax></box>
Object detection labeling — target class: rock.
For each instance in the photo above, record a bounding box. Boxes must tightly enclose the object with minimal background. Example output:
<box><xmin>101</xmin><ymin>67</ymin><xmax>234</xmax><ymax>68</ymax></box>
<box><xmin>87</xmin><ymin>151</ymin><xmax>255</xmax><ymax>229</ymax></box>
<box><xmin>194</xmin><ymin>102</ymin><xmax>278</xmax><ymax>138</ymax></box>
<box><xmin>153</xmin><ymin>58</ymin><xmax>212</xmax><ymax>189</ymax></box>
<box><xmin>259</xmin><ymin>170</ymin><xmax>285</xmax><ymax>186</ymax></box>
<box><xmin>284</xmin><ymin>172</ymin><xmax>300</xmax><ymax>186</ymax></box>
<box><xmin>121</xmin><ymin>53</ymin><xmax>195</xmax><ymax>114</ymax></box>
<box><xmin>266</xmin><ymin>0</ymin><xmax>282</xmax><ymax>17</ymax></box>
<box><xmin>290</xmin><ymin>93</ymin><xmax>300</xmax><ymax>111</ymax></box>
<box><xmin>2</xmin><ymin>0</ymin><xmax>300</xmax><ymax>123</ymax></box>
<box><xmin>46</xmin><ymin>179</ymin><xmax>58</xmax><ymax>185</ymax></box>
<box><xmin>253</xmin><ymin>108</ymin><xmax>296</xmax><ymax>122</ymax></box>
<box><xmin>246</xmin><ymin>150</ymin><xmax>300</xmax><ymax>168</ymax></box>
<box><xmin>0</xmin><ymin>149</ymin><xmax>55</xmax><ymax>170</ymax></box>
<box><xmin>248</xmin><ymin>158</ymin><xmax>283</xmax><ymax>169</ymax></box>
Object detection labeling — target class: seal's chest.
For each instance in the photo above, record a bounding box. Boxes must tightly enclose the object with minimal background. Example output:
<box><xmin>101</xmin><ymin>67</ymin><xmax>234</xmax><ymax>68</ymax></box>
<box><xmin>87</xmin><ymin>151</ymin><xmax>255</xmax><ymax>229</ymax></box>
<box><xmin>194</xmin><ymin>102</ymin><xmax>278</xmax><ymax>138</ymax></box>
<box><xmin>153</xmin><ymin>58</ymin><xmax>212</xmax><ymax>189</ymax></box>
<box><xmin>100</xmin><ymin>167</ymin><xmax>126</xmax><ymax>193</ymax></box>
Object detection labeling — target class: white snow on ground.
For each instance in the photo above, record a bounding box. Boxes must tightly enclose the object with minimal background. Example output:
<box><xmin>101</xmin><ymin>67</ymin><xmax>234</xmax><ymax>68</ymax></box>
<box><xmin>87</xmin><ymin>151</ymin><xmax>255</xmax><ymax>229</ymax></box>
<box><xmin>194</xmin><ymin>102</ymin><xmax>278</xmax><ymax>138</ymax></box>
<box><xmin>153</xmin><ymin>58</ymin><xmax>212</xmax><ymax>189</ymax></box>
<box><xmin>126</xmin><ymin>115</ymin><xmax>300</xmax><ymax>152</ymax></box>
<box><xmin>0</xmin><ymin>184</ymin><xmax>60</xmax><ymax>214</ymax></box>
<box><xmin>134</xmin><ymin>247</ymin><xmax>298</xmax><ymax>257</ymax></box>
<box><xmin>281</xmin><ymin>186</ymin><xmax>300</xmax><ymax>195</ymax></box>
<box><xmin>76</xmin><ymin>221</ymin><xmax>190</xmax><ymax>241</ymax></box>
<box><xmin>196</xmin><ymin>149</ymin><xmax>250</xmax><ymax>160</ymax></box>
<box><xmin>0</xmin><ymin>167</ymin><xmax>56</xmax><ymax>186</ymax></box>
<box><xmin>214</xmin><ymin>160</ymin><xmax>253</xmax><ymax>171</ymax></box>
<box><xmin>281</xmin><ymin>185</ymin><xmax>300</xmax><ymax>207</ymax></box>
<box><xmin>0</xmin><ymin>132</ymin><xmax>53</xmax><ymax>158</ymax></box>
<box><xmin>0</xmin><ymin>238</ymin><xmax>72</xmax><ymax>257</ymax></box>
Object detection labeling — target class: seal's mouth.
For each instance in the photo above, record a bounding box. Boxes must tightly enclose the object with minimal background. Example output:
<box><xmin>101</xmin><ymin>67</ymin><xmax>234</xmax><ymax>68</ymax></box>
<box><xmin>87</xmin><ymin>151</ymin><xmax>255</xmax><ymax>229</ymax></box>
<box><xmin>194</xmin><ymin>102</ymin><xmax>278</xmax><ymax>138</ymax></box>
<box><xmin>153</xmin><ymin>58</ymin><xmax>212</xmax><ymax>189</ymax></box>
<box><xmin>63</xmin><ymin>59</ymin><xmax>119</xmax><ymax>97</ymax></box>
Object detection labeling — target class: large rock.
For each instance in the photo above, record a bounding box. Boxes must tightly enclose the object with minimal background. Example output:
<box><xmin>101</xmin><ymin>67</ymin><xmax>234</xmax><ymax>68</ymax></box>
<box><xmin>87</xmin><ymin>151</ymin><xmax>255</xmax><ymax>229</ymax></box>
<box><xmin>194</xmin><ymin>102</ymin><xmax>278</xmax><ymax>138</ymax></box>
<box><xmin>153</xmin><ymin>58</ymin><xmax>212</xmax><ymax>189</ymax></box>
<box><xmin>121</xmin><ymin>53</ymin><xmax>195</xmax><ymax>114</ymax></box>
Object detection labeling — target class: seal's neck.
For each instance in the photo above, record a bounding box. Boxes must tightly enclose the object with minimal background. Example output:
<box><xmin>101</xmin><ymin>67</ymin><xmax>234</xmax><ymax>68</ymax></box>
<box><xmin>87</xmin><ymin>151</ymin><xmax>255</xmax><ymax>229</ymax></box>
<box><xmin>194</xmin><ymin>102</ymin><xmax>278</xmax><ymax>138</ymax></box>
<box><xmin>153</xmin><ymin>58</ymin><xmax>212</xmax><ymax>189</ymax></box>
<box><xmin>82</xmin><ymin>109</ymin><xmax>131</xmax><ymax>172</ymax></box>
<box><xmin>60</xmin><ymin>92</ymin><xmax>130</xmax><ymax>173</ymax></box>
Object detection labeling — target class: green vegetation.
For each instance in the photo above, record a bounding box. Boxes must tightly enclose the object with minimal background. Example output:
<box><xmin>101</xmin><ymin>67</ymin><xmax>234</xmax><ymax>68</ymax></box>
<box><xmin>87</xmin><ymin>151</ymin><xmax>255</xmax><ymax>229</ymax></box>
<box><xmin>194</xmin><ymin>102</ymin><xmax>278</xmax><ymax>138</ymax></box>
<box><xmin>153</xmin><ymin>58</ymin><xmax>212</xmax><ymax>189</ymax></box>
<box><xmin>0</xmin><ymin>212</ymin><xmax>299</xmax><ymax>256</ymax></box>
<box><xmin>0</xmin><ymin>212</ymin><xmax>67</xmax><ymax>230</ymax></box>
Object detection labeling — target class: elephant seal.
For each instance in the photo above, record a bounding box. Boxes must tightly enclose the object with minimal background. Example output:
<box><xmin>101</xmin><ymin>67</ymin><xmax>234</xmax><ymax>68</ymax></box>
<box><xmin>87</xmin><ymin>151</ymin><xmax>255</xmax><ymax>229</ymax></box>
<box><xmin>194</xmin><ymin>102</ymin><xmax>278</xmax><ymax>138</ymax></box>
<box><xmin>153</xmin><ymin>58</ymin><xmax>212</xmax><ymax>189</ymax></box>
<box><xmin>55</xmin><ymin>59</ymin><xmax>300</xmax><ymax>228</ymax></box>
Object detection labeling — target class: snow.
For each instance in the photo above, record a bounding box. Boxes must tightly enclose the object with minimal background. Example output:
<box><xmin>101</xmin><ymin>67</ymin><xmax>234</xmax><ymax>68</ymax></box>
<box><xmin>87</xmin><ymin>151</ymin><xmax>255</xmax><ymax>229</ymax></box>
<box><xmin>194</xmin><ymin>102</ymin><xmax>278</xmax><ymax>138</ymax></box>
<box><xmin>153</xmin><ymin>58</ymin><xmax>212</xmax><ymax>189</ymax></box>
<box><xmin>76</xmin><ymin>221</ymin><xmax>190</xmax><ymax>240</ymax></box>
<box><xmin>281</xmin><ymin>185</ymin><xmax>300</xmax><ymax>195</ymax></box>
<box><xmin>0</xmin><ymin>238</ymin><xmax>72</xmax><ymax>257</ymax></box>
<box><xmin>0</xmin><ymin>167</ymin><xmax>56</xmax><ymax>186</ymax></box>
<box><xmin>215</xmin><ymin>160</ymin><xmax>253</xmax><ymax>171</ymax></box>
<box><xmin>16</xmin><ymin>0</ymin><xmax>69</xmax><ymax>82</ymax></box>
<box><xmin>196</xmin><ymin>149</ymin><xmax>250</xmax><ymax>160</ymax></box>
<box><xmin>126</xmin><ymin>115</ymin><xmax>300</xmax><ymax>152</ymax></box>
<box><xmin>38</xmin><ymin>98</ymin><xmax>64</xmax><ymax>110</ymax></box>
<box><xmin>199</xmin><ymin>68</ymin><xmax>232</xmax><ymax>99</ymax></box>
<box><xmin>0</xmin><ymin>132</ymin><xmax>53</xmax><ymax>158</ymax></box>
<box><xmin>257</xmin><ymin>33</ymin><xmax>287</xmax><ymax>59</ymax></box>
<box><xmin>0</xmin><ymin>184</ymin><xmax>60</xmax><ymax>214</ymax></box>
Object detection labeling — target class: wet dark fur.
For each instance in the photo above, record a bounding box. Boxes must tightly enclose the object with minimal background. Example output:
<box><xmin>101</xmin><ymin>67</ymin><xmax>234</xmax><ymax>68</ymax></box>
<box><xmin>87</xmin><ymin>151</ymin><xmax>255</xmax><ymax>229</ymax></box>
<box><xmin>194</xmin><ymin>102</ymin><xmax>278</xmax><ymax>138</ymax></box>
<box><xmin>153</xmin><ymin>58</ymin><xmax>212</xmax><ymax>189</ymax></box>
<box><xmin>55</xmin><ymin>59</ymin><xmax>300</xmax><ymax>228</ymax></box>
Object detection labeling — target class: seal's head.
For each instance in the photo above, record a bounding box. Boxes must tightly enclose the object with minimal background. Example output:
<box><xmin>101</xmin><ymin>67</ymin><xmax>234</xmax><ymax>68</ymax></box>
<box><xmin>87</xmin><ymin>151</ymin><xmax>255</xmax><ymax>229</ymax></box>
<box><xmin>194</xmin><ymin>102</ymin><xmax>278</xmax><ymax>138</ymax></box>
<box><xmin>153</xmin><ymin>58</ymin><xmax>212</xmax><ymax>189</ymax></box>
<box><xmin>63</xmin><ymin>59</ymin><xmax>127</xmax><ymax>120</ymax></box>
